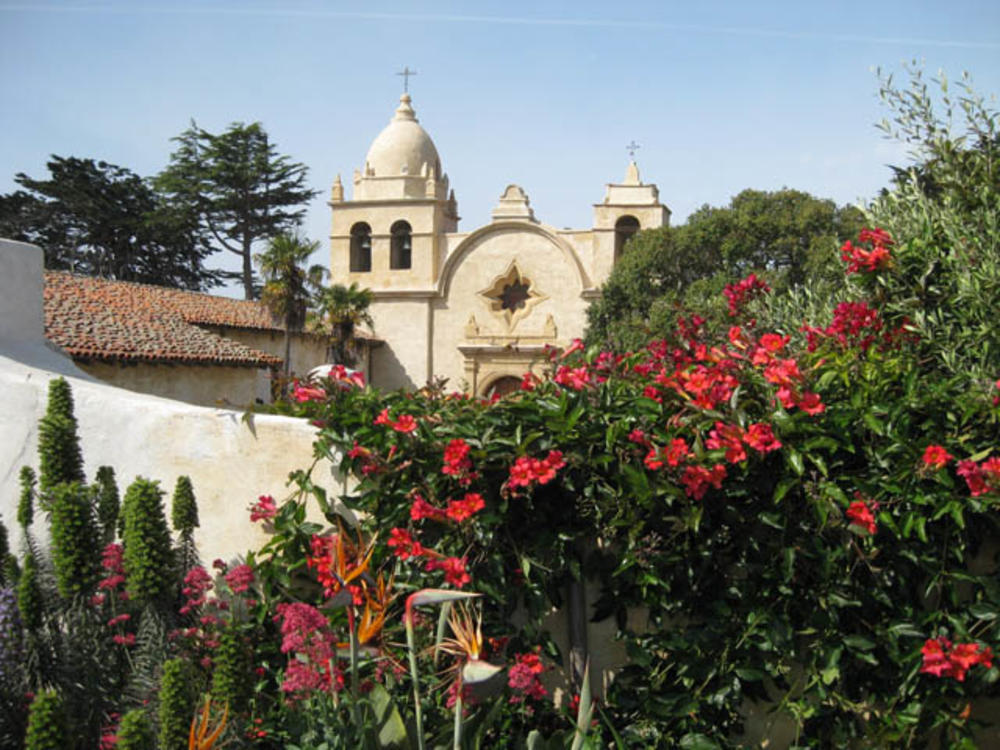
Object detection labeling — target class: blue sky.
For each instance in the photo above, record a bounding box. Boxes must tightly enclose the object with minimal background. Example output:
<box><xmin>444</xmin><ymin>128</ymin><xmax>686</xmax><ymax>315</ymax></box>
<box><xmin>2</xmin><ymin>1</ymin><xmax>998</xmax><ymax>293</ymax></box>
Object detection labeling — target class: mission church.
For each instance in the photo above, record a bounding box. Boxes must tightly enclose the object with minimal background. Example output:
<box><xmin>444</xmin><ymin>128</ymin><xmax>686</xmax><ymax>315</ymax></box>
<box><xmin>329</xmin><ymin>87</ymin><xmax>671</xmax><ymax>395</ymax></box>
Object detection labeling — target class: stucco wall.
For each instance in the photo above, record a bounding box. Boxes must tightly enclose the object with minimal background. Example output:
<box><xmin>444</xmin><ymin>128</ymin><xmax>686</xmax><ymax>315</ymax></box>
<box><xmin>0</xmin><ymin>239</ymin><xmax>341</xmax><ymax>564</ymax></box>
<box><xmin>77</xmin><ymin>359</ymin><xmax>265</xmax><ymax>408</ymax></box>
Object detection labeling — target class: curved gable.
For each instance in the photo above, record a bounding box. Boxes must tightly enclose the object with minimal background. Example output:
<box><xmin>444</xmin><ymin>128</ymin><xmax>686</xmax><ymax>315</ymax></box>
<box><xmin>437</xmin><ymin>221</ymin><xmax>590</xmax><ymax>298</ymax></box>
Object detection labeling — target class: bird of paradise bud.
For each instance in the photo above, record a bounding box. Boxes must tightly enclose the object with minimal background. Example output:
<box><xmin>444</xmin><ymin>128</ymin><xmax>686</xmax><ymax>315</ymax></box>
<box><xmin>437</xmin><ymin>603</ymin><xmax>504</xmax><ymax>749</ymax></box>
<box><xmin>307</xmin><ymin>520</ymin><xmax>375</xmax><ymax>605</ymax></box>
<box><xmin>403</xmin><ymin>589</ymin><xmax>481</xmax><ymax>750</ymax></box>
<box><xmin>188</xmin><ymin>696</ymin><xmax>227</xmax><ymax>750</ymax></box>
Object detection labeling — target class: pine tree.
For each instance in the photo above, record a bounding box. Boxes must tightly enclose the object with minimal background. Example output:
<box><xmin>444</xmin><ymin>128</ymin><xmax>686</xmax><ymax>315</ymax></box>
<box><xmin>17</xmin><ymin>467</ymin><xmax>35</xmax><ymax>528</ymax></box>
<box><xmin>49</xmin><ymin>482</ymin><xmax>100</xmax><ymax>598</ymax></box>
<box><xmin>37</xmin><ymin>378</ymin><xmax>84</xmax><ymax>497</ymax></box>
<box><xmin>24</xmin><ymin>689</ymin><xmax>65</xmax><ymax>750</ymax></box>
<box><xmin>94</xmin><ymin>466</ymin><xmax>120</xmax><ymax>544</ymax></box>
<box><xmin>17</xmin><ymin>552</ymin><xmax>43</xmax><ymax>633</ymax></box>
<box><xmin>121</xmin><ymin>478</ymin><xmax>175</xmax><ymax>606</ymax></box>
<box><xmin>115</xmin><ymin>708</ymin><xmax>154</xmax><ymax>749</ymax></box>
<box><xmin>158</xmin><ymin>658</ymin><xmax>194</xmax><ymax>750</ymax></box>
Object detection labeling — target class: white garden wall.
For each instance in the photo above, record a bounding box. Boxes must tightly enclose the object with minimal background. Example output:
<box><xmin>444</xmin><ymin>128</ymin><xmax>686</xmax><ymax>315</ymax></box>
<box><xmin>0</xmin><ymin>239</ymin><xmax>341</xmax><ymax>563</ymax></box>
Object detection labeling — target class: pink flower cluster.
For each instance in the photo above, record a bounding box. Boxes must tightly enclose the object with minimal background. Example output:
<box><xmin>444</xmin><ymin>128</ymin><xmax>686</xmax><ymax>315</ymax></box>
<box><xmin>802</xmin><ymin>302</ymin><xmax>906</xmax><ymax>353</ymax></box>
<box><xmin>508</xmin><ymin>450</ymin><xmax>566</xmax><ymax>490</ymax></box>
<box><xmin>920</xmin><ymin>636</ymin><xmax>993</xmax><ymax>681</ymax></box>
<box><xmin>508</xmin><ymin>650</ymin><xmax>548</xmax><ymax>703</ymax></box>
<box><xmin>274</xmin><ymin>602</ymin><xmax>343</xmax><ymax>698</ymax></box>
<box><xmin>92</xmin><ymin>543</ymin><xmax>128</xmax><ymax>607</ymax></box>
<box><xmin>554</xmin><ymin>365</ymin><xmax>592</xmax><ymax>391</ymax></box>
<box><xmin>249</xmin><ymin>495</ymin><xmax>277</xmax><ymax>523</ymax></box>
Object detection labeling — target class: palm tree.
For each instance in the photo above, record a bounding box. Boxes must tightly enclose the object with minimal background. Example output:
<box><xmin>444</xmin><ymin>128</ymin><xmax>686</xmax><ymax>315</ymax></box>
<box><xmin>312</xmin><ymin>282</ymin><xmax>374</xmax><ymax>366</ymax></box>
<box><xmin>255</xmin><ymin>233</ymin><xmax>325</xmax><ymax>376</ymax></box>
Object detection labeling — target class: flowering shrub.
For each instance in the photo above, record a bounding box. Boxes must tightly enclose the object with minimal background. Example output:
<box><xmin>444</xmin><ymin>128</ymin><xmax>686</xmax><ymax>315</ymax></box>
<box><xmin>272</xmin><ymin>217</ymin><xmax>1000</xmax><ymax>746</ymax></box>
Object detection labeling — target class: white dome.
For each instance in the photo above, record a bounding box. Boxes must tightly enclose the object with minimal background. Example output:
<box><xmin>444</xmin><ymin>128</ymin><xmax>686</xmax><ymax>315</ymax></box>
<box><xmin>364</xmin><ymin>94</ymin><xmax>441</xmax><ymax>178</ymax></box>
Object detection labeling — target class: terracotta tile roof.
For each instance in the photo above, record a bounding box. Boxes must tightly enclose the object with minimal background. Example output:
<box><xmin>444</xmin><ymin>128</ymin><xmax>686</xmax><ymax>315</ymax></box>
<box><xmin>43</xmin><ymin>272</ymin><xmax>285</xmax><ymax>367</ymax></box>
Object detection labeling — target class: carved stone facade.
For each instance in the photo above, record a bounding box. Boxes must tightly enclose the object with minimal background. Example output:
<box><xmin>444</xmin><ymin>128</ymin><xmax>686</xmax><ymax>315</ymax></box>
<box><xmin>329</xmin><ymin>92</ymin><xmax>670</xmax><ymax>394</ymax></box>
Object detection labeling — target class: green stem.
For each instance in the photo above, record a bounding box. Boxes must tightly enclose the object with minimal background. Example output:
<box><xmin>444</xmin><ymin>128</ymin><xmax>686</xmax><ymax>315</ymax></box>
<box><xmin>349</xmin><ymin>607</ymin><xmax>361</xmax><ymax>731</ymax></box>
<box><xmin>406</xmin><ymin>616</ymin><xmax>425</xmax><ymax>750</ymax></box>
<box><xmin>453</xmin><ymin>681</ymin><xmax>463</xmax><ymax>750</ymax></box>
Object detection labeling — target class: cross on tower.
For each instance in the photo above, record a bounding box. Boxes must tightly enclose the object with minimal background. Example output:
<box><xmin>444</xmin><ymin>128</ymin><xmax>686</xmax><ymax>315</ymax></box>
<box><xmin>626</xmin><ymin>140</ymin><xmax>641</xmax><ymax>161</ymax></box>
<box><xmin>397</xmin><ymin>66</ymin><xmax>417</xmax><ymax>93</ymax></box>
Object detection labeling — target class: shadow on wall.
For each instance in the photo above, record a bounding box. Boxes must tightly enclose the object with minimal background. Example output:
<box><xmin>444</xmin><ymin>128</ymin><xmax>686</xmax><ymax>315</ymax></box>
<box><xmin>370</xmin><ymin>342</ymin><xmax>413</xmax><ymax>391</ymax></box>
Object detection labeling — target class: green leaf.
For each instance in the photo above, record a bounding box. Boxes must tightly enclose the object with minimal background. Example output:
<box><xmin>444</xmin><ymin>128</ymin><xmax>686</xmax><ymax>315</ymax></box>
<box><xmin>369</xmin><ymin>684</ymin><xmax>411</xmax><ymax>748</ymax></box>
<box><xmin>786</xmin><ymin>448</ymin><xmax>805</xmax><ymax>476</ymax></box>
<box><xmin>844</xmin><ymin>635</ymin><xmax>875</xmax><ymax>651</ymax></box>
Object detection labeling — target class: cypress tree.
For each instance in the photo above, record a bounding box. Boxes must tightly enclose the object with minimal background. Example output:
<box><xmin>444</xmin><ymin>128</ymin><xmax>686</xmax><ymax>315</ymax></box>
<box><xmin>121</xmin><ymin>478</ymin><xmax>175</xmax><ymax>606</ymax></box>
<box><xmin>37</xmin><ymin>378</ymin><xmax>85</xmax><ymax>496</ymax></box>
<box><xmin>115</xmin><ymin>708</ymin><xmax>154</xmax><ymax>749</ymax></box>
<box><xmin>94</xmin><ymin>466</ymin><xmax>120</xmax><ymax>544</ymax></box>
<box><xmin>17</xmin><ymin>552</ymin><xmax>43</xmax><ymax>633</ymax></box>
<box><xmin>49</xmin><ymin>482</ymin><xmax>100</xmax><ymax>598</ymax></box>
<box><xmin>17</xmin><ymin>467</ymin><xmax>35</xmax><ymax>529</ymax></box>
<box><xmin>158</xmin><ymin>658</ymin><xmax>194</xmax><ymax>750</ymax></box>
<box><xmin>24</xmin><ymin>689</ymin><xmax>65</xmax><ymax>750</ymax></box>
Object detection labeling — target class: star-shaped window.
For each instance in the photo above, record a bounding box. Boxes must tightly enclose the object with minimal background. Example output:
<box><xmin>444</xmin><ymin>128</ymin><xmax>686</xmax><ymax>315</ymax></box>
<box><xmin>478</xmin><ymin>263</ymin><xmax>546</xmax><ymax>330</ymax></box>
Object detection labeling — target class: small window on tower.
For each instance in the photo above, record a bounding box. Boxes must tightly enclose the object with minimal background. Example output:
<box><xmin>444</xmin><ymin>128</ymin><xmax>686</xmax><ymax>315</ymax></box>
<box><xmin>390</xmin><ymin>220</ymin><xmax>412</xmax><ymax>269</ymax></box>
<box><xmin>350</xmin><ymin>222</ymin><xmax>372</xmax><ymax>272</ymax></box>
<box><xmin>614</xmin><ymin>215</ymin><xmax>640</xmax><ymax>262</ymax></box>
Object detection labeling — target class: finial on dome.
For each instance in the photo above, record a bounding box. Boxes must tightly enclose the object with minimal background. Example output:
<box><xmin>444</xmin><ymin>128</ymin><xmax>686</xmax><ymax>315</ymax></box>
<box><xmin>624</xmin><ymin>160</ymin><xmax>641</xmax><ymax>185</ymax></box>
<box><xmin>394</xmin><ymin>93</ymin><xmax>417</xmax><ymax>122</ymax></box>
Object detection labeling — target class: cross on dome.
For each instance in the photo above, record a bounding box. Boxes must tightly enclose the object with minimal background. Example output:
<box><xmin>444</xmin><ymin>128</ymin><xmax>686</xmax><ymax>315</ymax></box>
<box><xmin>396</xmin><ymin>66</ymin><xmax>417</xmax><ymax>93</ymax></box>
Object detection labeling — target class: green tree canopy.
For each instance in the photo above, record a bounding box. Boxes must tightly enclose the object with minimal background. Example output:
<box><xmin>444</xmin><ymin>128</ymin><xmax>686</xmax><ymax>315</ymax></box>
<box><xmin>0</xmin><ymin>156</ymin><xmax>222</xmax><ymax>290</ymax></box>
<box><xmin>311</xmin><ymin>282</ymin><xmax>374</xmax><ymax>367</ymax></box>
<box><xmin>255</xmin><ymin>232</ymin><xmax>325</xmax><ymax>375</ymax></box>
<box><xmin>156</xmin><ymin>121</ymin><xmax>319</xmax><ymax>300</ymax></box>
<box><xmin>586</xmin><ymin>188</ymin><xmax>864</xmax><ymax>350</ymax></box>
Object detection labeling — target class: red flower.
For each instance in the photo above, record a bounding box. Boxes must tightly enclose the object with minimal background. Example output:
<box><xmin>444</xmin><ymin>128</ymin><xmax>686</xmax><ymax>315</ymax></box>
<box><xmin>508</xmin><ymin>451</ymin><xmax>566</xmax><ymax>489</ymax></box>
<box><xmin>442</xmin><ymin>438</ymin><xmax>473</xmax><ymax>477</ymax></box>
<box><xmin>798</xmin><ymin>391</ymin><xmax>825</xmax><ymax>416</ymax></box>
<box><xmin>410</xmin><ymin>494</ymin><xmax>446</xmax><ymax>522</ymax></box>
<box><xmin>745</xmin><ymin>423</ymin><xmax>781</xmax><ymax>453</ymax></box>
<box><xmin>392</xmin><ymin>414</ymin><xmax>418</xmax><ymax>433</ymax></box>
<box><xmin>921</xmin><ymin>636</ymin><xmax>993</xmax><ymax>681</ymax></box>
<box><xmin>644</xmin><ymin>448</ymin><xmax>664</xmax><ymax>471</ymax></box>
<box><xmin>841</xmin><ymin>229</ymin><xmax>893</xmax><ymax>274</ymax></box>
<box><xmin>846</xmin><ymin>499</ymin><xmax>877</xmax><ymax>535</ymax></box>
<box><xmin>554</xmin><ymin>365</ymin><xmax>591</xmax><ymax>391</ymax></box>
<box><xmin>373</xmin><ymin>408</ymin><xmax>392</xmax><ymax>426</ymax></box>
<box><xmin>446</xmin><ymin>493</ymin><xmax>485</xmax><ymax>522</ymax></box>
<box><xmin>707</xmin><ymin>422</ymin><xmax>746</xmax><ymax>464</ymax></box>
<box><xmin>291</xmin><ymin>383</ymin><xmax>326</xmax><ymax>403</ymax></box>
<box><xmin>723</xmin><ymin>273</ymin><xmax>770</xmax><ymax>317</ymax></box>
<box><xmin>681</xmin><ymin>464</ymin><xmax>727</xmax><ymax>500</ymax></box>
<box><xmin>387</xmin><ymin>528</ymin><xmax>424</xmax><ymax>560</ymax></box>
<box><xmin>425</xmin><ymin>556</ymin><xmax>470</xmax><ymax>588</ymax></box>
<box><xmin>520</xmin><ymin>372</ymin><xmax>539</xmax><ymax>391</ymax></box>
<box><xmin>922</xmin><ymin>445</ymin><xmax>953</xmax><ymax>470</ymax></box>
<box><xmin>957</xmin><ymin>460</ymin><xmax>990</xmax><ymax>496</ymax></box>
<box><xmin>249</xmin><ymin>495</ymin><xmax>277</xmax><ymax>522</ymax></box>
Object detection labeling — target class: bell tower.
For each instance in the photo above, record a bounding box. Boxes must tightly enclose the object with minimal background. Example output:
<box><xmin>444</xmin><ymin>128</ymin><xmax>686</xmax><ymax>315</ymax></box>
<box><xmin>329</xmin><ymin>92</ymin><xmax>459</xmax><ymax>291</ymax></box>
